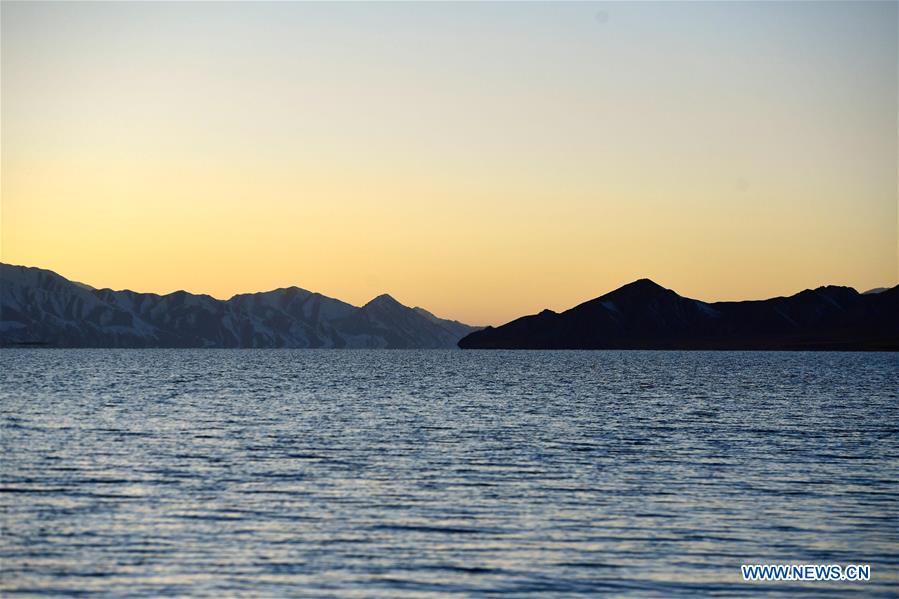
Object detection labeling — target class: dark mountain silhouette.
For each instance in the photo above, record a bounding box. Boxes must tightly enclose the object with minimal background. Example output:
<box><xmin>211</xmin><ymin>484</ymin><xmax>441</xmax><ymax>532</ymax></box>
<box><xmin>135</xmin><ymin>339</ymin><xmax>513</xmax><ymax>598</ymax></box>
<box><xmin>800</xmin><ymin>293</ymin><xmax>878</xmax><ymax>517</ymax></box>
<box><xmin>459</xmin><ymin>279</ymin><xmax>899</xmax><ymax>351</ymax></box>
<box><xmin>0</xmin><ymin>263</ymin><xmax>478</xmax><ymax>348</ymax></box>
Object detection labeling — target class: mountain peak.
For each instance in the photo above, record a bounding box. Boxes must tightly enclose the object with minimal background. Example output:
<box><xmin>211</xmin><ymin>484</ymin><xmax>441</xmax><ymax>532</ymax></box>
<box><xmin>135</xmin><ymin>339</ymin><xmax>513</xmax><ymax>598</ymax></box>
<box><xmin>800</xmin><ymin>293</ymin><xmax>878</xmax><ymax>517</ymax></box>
<box><xmin>365</xmin><ymin>293</ymin><xmax>403</xmax><ymax>308</ymax></box>
<box><xmin>602</xmin><ymin>278</ymin><xmax>672</xmax><ymax>300</ymax></box>
<box><xmin>623</xmin><ymin>278</ymin><xmax>666</xmax><ymax>290</ymax></box>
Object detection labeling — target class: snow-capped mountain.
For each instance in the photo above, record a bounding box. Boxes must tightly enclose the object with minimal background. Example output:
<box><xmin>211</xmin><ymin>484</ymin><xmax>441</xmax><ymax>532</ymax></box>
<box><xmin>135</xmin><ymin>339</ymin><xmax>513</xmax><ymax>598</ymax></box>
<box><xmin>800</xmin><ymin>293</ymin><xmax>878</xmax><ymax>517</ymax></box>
<box><xmin>0</xmin><ymin>263</ymin><xmax>478</xmax><ymax>348</ymax></box>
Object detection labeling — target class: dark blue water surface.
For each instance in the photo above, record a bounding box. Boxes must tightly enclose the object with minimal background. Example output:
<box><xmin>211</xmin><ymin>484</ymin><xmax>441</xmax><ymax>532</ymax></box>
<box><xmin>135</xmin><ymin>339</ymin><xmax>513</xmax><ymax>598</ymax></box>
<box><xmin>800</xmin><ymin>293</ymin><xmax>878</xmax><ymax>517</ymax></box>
<box><xmin>1</xmin><ymin>349</ymin><xmax>897</xmax><ymax>597</ymax></box>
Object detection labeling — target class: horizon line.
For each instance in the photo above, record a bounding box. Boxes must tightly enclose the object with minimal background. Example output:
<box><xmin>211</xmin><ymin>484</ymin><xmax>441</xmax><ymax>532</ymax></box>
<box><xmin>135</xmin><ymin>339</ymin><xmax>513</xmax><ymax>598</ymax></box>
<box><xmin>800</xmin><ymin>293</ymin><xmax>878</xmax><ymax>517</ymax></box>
<box><xmin>2</xmin><ymin>261</ymin><xmax>894</xmax><ymax>327</ymax></box>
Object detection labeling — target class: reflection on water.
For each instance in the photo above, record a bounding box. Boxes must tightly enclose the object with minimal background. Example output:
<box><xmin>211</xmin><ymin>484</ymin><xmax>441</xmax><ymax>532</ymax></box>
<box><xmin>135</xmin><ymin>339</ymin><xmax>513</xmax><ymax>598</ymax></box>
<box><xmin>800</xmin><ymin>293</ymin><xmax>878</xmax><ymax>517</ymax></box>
<box><xmin>1</xmin><ymin>349</ymin><xmax>897</xmax><ymax>596</ymax></box>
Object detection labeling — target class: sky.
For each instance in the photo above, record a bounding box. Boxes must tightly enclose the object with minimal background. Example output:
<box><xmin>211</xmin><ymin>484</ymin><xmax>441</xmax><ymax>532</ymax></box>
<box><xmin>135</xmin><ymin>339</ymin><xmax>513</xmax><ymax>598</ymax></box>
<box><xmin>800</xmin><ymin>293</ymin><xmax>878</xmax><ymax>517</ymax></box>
<box><xmin>2</xmin><ymin>1</ymin><xmax>897</xmax><ymax>325</ymax></box>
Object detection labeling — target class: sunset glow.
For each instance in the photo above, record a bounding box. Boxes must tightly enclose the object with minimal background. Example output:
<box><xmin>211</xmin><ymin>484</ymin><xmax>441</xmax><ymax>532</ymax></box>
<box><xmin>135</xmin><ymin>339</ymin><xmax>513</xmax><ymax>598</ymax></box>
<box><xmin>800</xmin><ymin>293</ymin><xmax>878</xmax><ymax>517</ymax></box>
<box><xmin>2</xmin><ymin>1</ymin><xmax>896</xmax><ymax>325</ymax></box>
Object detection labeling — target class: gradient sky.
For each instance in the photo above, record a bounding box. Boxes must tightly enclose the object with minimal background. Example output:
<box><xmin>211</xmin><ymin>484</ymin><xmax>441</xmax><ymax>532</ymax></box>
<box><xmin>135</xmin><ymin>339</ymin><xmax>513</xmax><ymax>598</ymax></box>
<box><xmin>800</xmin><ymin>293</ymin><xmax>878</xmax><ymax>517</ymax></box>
<box><xmin>2</xmin><ymin>1</ymin><xmax>897</xmax><ymax>325</ymax></box>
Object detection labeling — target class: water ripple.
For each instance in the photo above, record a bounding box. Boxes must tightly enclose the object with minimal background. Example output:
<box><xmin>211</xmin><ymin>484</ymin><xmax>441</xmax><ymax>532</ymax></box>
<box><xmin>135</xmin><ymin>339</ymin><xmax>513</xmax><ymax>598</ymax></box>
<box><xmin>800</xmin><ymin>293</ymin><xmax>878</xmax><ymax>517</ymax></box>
<box><xmin>1</xmin><ymin>349</ymin><xmax>897</xmax><ymax>597</ymax></box>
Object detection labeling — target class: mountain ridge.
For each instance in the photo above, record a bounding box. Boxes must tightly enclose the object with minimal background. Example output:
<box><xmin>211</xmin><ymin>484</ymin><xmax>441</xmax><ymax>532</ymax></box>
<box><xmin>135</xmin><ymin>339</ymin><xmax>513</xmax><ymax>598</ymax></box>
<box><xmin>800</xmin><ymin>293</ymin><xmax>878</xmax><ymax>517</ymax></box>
<box><xmin>0</xmin><ymin>263</ymin><xmax>478</xmax><ymax>348</ymax></box>
<box><xmin>459</xmin><ymin>279</ymin><xmax>899</xmax><ymax>351</ymax></box>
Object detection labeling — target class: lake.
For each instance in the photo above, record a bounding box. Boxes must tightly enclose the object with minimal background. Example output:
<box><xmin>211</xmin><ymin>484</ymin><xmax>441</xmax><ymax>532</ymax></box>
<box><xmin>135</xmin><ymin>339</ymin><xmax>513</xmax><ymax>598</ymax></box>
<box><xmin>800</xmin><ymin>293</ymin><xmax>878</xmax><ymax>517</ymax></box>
<box><xmin>1</xmin><ymin>349</ymin><xmax>897</xmax><ymax>596</ymax></box>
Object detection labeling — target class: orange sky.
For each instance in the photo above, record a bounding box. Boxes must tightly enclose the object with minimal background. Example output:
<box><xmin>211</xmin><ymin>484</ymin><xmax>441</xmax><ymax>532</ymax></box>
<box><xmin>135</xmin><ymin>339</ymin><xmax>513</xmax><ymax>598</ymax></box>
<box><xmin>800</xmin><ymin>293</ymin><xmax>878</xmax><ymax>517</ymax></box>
<box><xmin>2</xmin><ymin>2</ymin><xmax>896</xmax><ymax>325</ymax></box>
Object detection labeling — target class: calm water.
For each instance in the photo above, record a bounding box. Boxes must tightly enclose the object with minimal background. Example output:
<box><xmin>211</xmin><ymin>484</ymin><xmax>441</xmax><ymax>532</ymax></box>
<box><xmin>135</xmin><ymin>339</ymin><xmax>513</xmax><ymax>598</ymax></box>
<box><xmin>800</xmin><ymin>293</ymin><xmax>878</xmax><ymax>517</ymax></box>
<box><xmin>1</xmin><ymin>350</ymin><xmax>897</xmax><ymax>597</ymax></box>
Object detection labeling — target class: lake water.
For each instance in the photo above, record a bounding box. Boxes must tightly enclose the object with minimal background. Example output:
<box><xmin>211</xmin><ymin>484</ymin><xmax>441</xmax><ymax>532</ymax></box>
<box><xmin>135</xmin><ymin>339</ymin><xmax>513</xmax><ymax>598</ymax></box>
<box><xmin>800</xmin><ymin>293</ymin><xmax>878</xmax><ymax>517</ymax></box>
<box><xmin>1</xmin><ymin>349</ymin><xmax>897</xmax><ymax>597</ymax></box>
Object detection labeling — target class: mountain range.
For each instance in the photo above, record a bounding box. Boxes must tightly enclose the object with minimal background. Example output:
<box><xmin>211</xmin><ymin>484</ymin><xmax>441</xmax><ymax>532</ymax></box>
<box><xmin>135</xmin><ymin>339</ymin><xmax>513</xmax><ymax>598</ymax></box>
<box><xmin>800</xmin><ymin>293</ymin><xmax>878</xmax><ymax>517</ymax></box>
<box><xmin>4</xmin><ymin>264</ymin><xmax>897</xmax><ymax>350</ymax></box>
<box><xmin>459</xmin><ymin>279</ymin><xmax>899</xmax><ymax>351</ymax></box>
<box><xmin>0</xmin><ymin>263</ymin><xmax>477</xmax><ymax>348</ymax></box>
